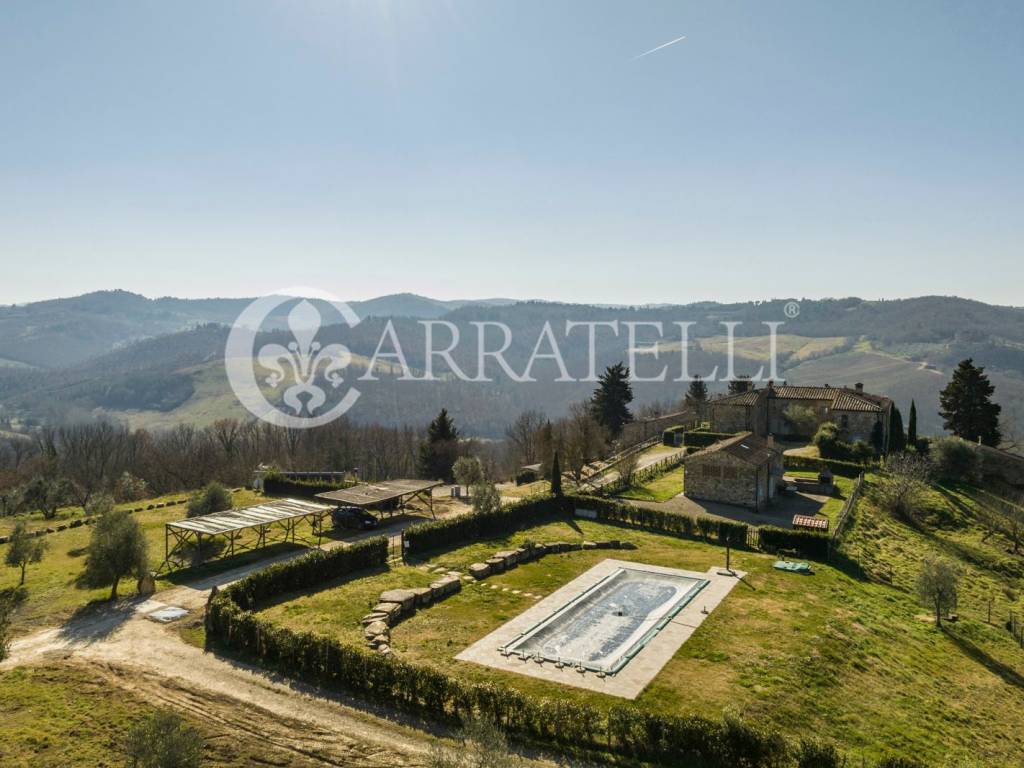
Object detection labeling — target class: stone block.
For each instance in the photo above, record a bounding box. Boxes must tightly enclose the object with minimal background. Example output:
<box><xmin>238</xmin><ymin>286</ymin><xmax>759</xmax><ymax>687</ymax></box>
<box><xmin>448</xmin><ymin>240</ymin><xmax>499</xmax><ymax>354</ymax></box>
<box><xmin>372</xmin><ymin>602</ymin><xmax>403</xmax><ymax>622</ymax></box>
<box><xmin>485</xmin><ymin>557</ymin><xmax>505</xmax><ymax>573</ymax></box>
<box><xmin>494</xmin><ymin>549</ymin><xmax>518</xmax><ymax>565</ymax></box>
<box><xmin>469</xmin><ymin>563</ymin><xmax>491</xmax><ymax>579</ymax></box>
<box><xmin>379</xmin><ymin>589</ymin><xmax>417</xmax><ymax>612</ymax></box>
<box><xmin>411</xmin><ymin>586</ymin><xmax>433</xmax><ymax>607</ymax></box>
<box><xmin>361</xmin><ymin>612</ymin><xmax>388</xmax><ymax>626</ymax></box>
<box><xmin>364</xmin><ymin>620</ymin><xmax>389</xmax><ymax>640</ymax></box>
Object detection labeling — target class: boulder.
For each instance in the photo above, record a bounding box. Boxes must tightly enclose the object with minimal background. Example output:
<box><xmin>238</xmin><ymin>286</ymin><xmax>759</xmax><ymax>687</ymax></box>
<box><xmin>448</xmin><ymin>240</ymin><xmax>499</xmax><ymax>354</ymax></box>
<box><xmin>485</xmin><ymin>557</ymin><xmax>506</xmax><ymax>573</ymax></box>
<box><xmin>411</xmin><ymin>586</ymin><xmax>433</xmax><ymax>607</ymax></box>
<box><xmin>434</xmin><ymin>575</ymin><xmax>461</xmax><ymax>596</ymax></box>
<box><xmin>361</xmin><ymin>612</ymin><xmax>389</xmax><ymax>626</ymax></box>
<box><xmin>582</xmin><ymin>541</ymin><xmax>597</xmax><ymax>550</ymax></box>
<box><xmin>379</xmin><ymin>589</ymin><xmax>418</xmax><ymax>612</ymax></box>
<box><xmin>377</xmin><ymin>643</ymin><xmax>392</xmax><ymax>655</ymax></box>
<box><xmin>469</xmin><ymin>563</ymin><xmax>491</xmax><ymax>579</ymax></box>
<box><xmin>364</xmin><ymin>620</ymin><xmax>389</xmax><ymax>640</ymax></box>
<box><xmin>619</xmin><ymin>541</ymin><xmax>637</xmax><ymax>550</ymax></box>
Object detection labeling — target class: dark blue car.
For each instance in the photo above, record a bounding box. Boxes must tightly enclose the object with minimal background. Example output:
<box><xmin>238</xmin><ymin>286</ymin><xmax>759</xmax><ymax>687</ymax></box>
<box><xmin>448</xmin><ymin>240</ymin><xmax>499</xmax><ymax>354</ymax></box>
<box><xmin>331</xmin><ymin>506</ymin><xmax>379</xmax><ymax>531</ymax></box>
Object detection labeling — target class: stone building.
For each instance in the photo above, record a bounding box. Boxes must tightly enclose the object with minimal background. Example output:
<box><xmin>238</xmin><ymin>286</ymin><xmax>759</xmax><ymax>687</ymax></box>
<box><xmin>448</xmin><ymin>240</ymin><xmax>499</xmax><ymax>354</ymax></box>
<box><xmin>710</xmin><ymin>382</ymin><xmax>893</xmax><ymax>448</ymax></box>
<box><xmin>684</xmin><ymin>432</ymin><xmax>783</xmax><ymax>510</ymax></box>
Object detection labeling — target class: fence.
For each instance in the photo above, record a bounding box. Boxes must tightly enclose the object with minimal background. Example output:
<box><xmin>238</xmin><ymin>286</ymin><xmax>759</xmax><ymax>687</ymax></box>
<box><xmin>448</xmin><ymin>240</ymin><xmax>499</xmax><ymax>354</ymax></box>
<box><xmin>594</xmin><ymin>450</ymin><xmax>689</xmax><ymax>497</ymax></box>
<box><xmin>828</xmin><ymin>472</ymin><xmax>865</xmax><ymax>561</ymax></box>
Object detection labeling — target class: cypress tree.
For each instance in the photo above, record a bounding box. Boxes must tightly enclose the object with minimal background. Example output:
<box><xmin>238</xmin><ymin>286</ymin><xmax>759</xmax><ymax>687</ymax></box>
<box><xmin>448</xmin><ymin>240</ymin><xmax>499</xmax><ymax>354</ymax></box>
<box><xmin>907</xmin><ymin>400</ymin><xmax>918</xmax><ymax>448</ymax></box>
<box><xmin>550</xmin><ymin>451</ymin><xmax>563</xmax><ymax>497</ymax></box>
<box><xmin>589</xmin><ymin>363</ymin><xmax>634</xmax><ymax>438</ymax></box>
<box><xmin>889</xmin><ymin>407</ymin><xmax>907</xmax><ymax>453</ymax></box>
<box><xmin>939</xmin><ymin>359</ymin><xmax>1002</xmax><ymax>446</ymax></box>
<box><xmin>685</xmin><ymin>375</ymin><xmax>709</xmax><ymax>408</ymax></box>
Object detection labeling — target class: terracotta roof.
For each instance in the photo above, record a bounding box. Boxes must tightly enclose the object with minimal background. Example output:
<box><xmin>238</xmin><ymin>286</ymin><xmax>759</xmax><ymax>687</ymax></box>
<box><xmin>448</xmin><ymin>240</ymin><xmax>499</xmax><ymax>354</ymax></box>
<box><xmin>712</xmin><ymin>390</ymin><xmax>762</xmax><ymax>406</ymax></box>
<box><xmin>686</xmin><ymin>431</ymin><xmax>779</xmax><ymax>467</ymax></box>
<box><xmin>714</xmin><ymin>385</ymin><xmax>887</xmax><ymax>413</ymax></box>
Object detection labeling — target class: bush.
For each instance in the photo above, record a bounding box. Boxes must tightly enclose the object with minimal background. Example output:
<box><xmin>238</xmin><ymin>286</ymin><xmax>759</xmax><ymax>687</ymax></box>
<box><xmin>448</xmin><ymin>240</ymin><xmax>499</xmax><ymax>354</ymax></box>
<box><xmin>514</xmin><ymin>469</ymin><xmax>538</xmax><ymax>485</ymax></box>
<box><xmin>795</xmin><ymin>739</ymin><xmax>845</xmax><ymax>768</ymax></box>
<box><xmin>0</xmin><ymin>591</ymin><xmax>14</xmax><ymax>662</ymax></box>
<box><xmin>929</xmin><ymin>437</ymin><xmax>982</xmax><ymax>484</ymax></box>
<box><xmin>783</xmin><ymin>454</ymin><xmax>867</xmax><ymax>479</ymax></box>
<box><xmin>759</xmin><ymin>526</ymin><xmax>830</xmax><ymax>560</ymax></box>
<box><xmin>262</xmin><ymin>470</ymin><xmax>355</xmax><ymax>499</ymax></box>
<box><xmin>125</xmin><ymin>710</ymin><xmax>203</xmax><ymax>768</ymax></box>
<box><xmin>187</xmin><ymin>482</ymin><xmax>232</xmax><ymax>518</ymax></box>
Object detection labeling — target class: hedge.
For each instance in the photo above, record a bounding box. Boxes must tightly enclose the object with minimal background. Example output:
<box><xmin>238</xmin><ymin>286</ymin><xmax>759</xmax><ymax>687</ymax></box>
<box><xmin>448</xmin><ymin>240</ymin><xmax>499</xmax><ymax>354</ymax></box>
<box><xmin>207</xmin><ymin>590</ymin><xmax>792</xmax><ymax>766</ymax></box>
<box><xmin>223</xmin><ymin>536</ymin><xmax>387</xmax><ymax>608</ymax></box>
<box><xmin>262</xmin><ymin>473</ymin><xmax>357</xmax><ymax>499</ymax></box>
<box><xmin>572</xmin><ymin>495</ymin><xmax>750</xmax><ymax>548</ymax></box>
<box><xmin>758</xmin><ymin>526</ymin><xmax>830</xmax><ymax>561</ymax></box>
<box><xmin>403</xmin><ymin>496</ymin><xmax>572</xmax><ymax>556</ymax></box>
<box><xmin>782</xmin><ymin>454</ymin><xmax>872</xmax><ymax>479</ymax></box>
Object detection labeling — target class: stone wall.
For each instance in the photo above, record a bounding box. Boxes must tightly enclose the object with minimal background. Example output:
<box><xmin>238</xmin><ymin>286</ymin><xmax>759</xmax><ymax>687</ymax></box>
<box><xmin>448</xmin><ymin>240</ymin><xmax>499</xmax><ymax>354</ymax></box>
<box><xmin>684</xmin><ymin>452</ymin><xmax>759</xmax><ymax>508</ymax></box>
<box><xmin>620</xmin><ymin>409</ymin><xmax>696</xmax><ymax>447</ymax></box>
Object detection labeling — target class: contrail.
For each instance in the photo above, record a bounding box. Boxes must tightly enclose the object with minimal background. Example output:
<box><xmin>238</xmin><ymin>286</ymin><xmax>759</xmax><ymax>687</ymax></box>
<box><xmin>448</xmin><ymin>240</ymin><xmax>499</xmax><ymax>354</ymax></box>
<box><xmin>633</xmin><ymin>34</ymin><xmax>687</xmax><ymax>59</ymax></box>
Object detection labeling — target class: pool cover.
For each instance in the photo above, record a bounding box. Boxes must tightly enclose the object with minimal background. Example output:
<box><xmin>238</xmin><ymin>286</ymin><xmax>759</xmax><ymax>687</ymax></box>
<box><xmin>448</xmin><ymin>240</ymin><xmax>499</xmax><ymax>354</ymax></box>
<box><xmin>501</xmin><ymin>566</ymin><xmax>707</xmax><ymax>674</ymax></box>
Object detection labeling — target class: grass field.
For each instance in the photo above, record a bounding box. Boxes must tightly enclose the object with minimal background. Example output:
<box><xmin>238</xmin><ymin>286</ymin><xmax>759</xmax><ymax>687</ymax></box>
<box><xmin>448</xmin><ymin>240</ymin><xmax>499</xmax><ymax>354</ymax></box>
<box><xmin>617</xmin><ymin>465</ymin><xmax>685</xmax><ymax>502</ymax></box>
<box><xmin>0</xmin><ymin>489</ymin><xmax>265</xmax><ymax>634</ymax></box>
<box><xmin>0</xmin><ymin>665</ymin><xmax>312</xmax><ymax>767</ymax></box>
<box><xmin>259</xmin><ymin>487</ymin><xmax>1024</xmax><ymax>766</ymax></box>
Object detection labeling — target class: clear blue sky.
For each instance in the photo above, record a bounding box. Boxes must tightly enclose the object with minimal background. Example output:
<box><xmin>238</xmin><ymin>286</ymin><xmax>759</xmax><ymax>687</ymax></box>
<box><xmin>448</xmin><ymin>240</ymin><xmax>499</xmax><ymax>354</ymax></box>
<box><xmin>2</xmin><ymin>1</ymin><xmax>1022</xmax><ymax>306</ymax></box>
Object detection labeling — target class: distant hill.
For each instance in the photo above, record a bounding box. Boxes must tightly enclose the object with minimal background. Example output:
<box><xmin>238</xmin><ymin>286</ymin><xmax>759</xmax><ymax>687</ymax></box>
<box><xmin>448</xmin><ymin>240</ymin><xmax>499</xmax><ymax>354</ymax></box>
<box><xmin>1</xmin><ymin>292</ymin><xmax>1023</xmax><ymax>441</ymax></box>
<box><xmin>0</xmin><ymin>290</ymin><xmax>517</xmax><ymax>368</ymax></box>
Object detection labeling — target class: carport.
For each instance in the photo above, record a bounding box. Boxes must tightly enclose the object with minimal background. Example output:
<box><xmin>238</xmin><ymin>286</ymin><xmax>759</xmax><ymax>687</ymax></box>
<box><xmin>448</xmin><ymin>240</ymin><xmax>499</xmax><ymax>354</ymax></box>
<box><xmin>316</xmin><ymin>479</ymin><xmax>443</xmax><ymax>519</ymax></box>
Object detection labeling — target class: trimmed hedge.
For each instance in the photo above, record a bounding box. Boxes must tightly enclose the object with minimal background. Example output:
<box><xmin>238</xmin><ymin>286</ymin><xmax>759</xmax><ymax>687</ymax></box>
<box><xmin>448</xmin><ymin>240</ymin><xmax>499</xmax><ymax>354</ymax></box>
<box><xmin>207</xmin><ymin>592</ymin><xmax>792</xmax><ymax>766</ymax></box>
<box><xmin>758</xmin><ymin>526</ymin><xmax>830</xmax><ymax>560</ymax></box>
<box><xmin>782</xmin><ymin>454</ymin><xmax>871</xmax><ymax>479</ymax></box>
<box><xmin>572</xmin><ymin>495</ymin><xmax>750</xmax><ymax>548</ymax></box>
<box><xmin>223</xmin><ymin>536</ymin><xmax>387</xmax><ymax>607</ymax></box>
<box><xmin>403</xmin><ymin>496</ymin><xmax>572</xmax><ymax>556</ymax></box>
<box><xmin>262</xmin><ymin>473</ymin><xmax>357</xmax><ymax>499</ymax></box>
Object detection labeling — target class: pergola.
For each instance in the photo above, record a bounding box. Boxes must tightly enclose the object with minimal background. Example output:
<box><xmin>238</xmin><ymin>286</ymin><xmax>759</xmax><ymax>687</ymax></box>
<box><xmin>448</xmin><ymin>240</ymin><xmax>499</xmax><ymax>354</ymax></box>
<box><xmin>316</xmin><ymin>478</ymin><xmax>442</xmax><ymax>518</ymax></box>
<box><xmin>161</xmin><ymin>498</ymin><xmax>332</xmax><ymax>571</ymax></box>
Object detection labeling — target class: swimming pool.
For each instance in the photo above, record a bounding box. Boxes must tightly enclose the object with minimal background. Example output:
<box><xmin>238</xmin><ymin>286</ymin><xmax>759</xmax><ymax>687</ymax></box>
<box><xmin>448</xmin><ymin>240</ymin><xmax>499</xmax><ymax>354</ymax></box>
<box><xmin>499</xmin><ymin>565</ymin><xmax>708</xmax><ymax>675</ymax></box>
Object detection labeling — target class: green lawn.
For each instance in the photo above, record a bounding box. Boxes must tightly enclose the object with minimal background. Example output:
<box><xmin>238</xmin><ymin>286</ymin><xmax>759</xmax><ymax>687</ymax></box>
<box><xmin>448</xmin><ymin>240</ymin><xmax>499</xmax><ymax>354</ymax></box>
<box><xmin>0</xmin><ymin>665</ymin><xmax>315</xmax><ymax>767</ymax></box>
<box><xmin>617</xmin><ymin>465</ymin><xmax>685</xmax><ymax>502</ymax></box>
<box><xmin>0</xmin><ymin>489</ymin><xmax>266</xmax><ymax>634</ymax></box>
<box><xmin>259</xmin><ymin>493</ymin><xmax>1024</xmax><ymax>766</ymax></box>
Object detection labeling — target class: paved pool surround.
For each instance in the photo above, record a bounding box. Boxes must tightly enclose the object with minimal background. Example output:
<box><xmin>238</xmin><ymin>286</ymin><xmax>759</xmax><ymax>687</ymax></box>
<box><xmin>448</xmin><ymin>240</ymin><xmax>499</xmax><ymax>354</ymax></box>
<box><xmin>456</xmin><ymin>559</ymin><xmax>744</xmax><ymax>699</ymax></box>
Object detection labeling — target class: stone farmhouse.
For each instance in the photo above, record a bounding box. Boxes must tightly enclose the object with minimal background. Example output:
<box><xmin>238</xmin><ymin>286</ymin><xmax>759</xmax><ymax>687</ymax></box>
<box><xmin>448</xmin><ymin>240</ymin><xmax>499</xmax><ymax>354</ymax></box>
<box><xmin>684</xmin><ymin>432</ymin><xmax>783</xmax><ymax>511</ymax></box>
<box><xmin>711</xmin><ymin>381</ymin><xmax>893</xmax><ymax>448</ymax></box>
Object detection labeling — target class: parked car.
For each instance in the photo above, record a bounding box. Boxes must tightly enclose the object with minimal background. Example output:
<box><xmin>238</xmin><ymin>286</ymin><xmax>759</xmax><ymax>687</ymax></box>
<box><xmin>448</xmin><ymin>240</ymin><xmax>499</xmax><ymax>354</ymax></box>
<box><xmin>331</xmin><ymin>506</ymin><xmax>378</xmax><ymax>530</ymax></box>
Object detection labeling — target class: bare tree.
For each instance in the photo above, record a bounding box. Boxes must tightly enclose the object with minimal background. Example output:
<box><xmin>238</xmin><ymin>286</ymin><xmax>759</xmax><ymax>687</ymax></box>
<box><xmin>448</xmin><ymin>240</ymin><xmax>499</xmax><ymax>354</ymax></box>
<box><xmin>560</xmin><ymin>402</ymin><xmax>607</xmax><ymax>484</ymax></box>
<box><xmin>504</xmin><ymin>410</ymin><xmax>545</xmax><ymax>468</ymax></box>
<box><xmin>872</xmin><ymin>453</ymin><xmax>931</xmax><ymax>524</ymax></box>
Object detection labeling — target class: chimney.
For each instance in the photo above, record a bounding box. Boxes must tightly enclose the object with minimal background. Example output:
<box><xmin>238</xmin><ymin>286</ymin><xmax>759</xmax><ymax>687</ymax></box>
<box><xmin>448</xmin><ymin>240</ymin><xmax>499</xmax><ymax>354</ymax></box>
<box><xmin>855</xmin><ymin>382</ymin><xmax>864</xmax><ymax>392</ymax></box>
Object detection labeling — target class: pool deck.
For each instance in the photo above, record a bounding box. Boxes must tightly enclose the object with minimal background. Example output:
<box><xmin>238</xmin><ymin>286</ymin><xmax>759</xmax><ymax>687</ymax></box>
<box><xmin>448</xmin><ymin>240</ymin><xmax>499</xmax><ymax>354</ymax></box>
<box><xmin>455</xmin><ymin>558</ymin><xmax>744</xmax><ymax>699</ymax></box>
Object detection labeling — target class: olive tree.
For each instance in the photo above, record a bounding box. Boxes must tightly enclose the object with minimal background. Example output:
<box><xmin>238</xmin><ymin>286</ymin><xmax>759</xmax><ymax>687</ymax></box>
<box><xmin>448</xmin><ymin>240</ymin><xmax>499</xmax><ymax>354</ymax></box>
<box><xmin>872</xmin><ymin>453</ymin><xmax>931</xmax><ymax>524</ymax></box>
<box><xmin>4</xmin><ymin>520</ymin><xmax>46</xmax><ymax>585</ymax></box>
<box><xmin>916</xmin><ymin>557</ymin><xmax>960</xmax><ymax>628</ymax></box>
<box><xmin>452</xmin><ymin>456</ymin><xmax>485</xmax><ymax>497</ymax></box>
<box><xmin>470</xmin><ymin>482</ymin><xmax>502</xmax><ymax>514</ymax></box>
<box><xmin>83</xmin><ymin>507</ymin><xmax>148</xmax><ymax>600</ymax></box>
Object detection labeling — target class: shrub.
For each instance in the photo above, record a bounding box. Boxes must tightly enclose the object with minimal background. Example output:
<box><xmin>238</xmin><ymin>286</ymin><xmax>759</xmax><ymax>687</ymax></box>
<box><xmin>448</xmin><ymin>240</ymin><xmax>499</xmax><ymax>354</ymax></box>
<box><xmin>113</xmin><ymin>472</ymin><xmax>149</xmax><ymax>503</ymax></box>
<box><xmin>262</xmin><ymin>470</ymin><xmax>355</xmax><ymax>499</ymax></box>
<box><xmin>929</xmin><ymin>437</ymin><xmax>982</xmax><ymax>484</ymax></box>
<box><xmin>759</xmin><ymin>526</ymin><xmax>830</xmax><ymax>560</ymax></box>
<box><xmin>187</xmin><ymin>482</ymin><xmax>232</xmax><ymax>518</ymax></box>
<box><xmin>783</xmin><ymin>454</ymin><xmax>867</xmax><ymax>479</ymax></box>
<box><xmin>871</xmin><ymin>454</ymin><xmax>931</xmax><ymax>525</ymax></box>
<box><xmin>795</xmin><ymin>739</ymin><xmax>845</xmax><ymax>767</ymax></box>
<box><xmin>82</xmin><ymin>508</ymin><xmax>149</xmax><ymax>600</ymax></box>
<box><xmin>125</xmin><ymin>710</ymin><xmax>203</xmax><ymax>768</ymax></box>
<box><xmin>514</xmin><ymin>469</ymin><xmax>538</xmax><ymax>485</ymax></box>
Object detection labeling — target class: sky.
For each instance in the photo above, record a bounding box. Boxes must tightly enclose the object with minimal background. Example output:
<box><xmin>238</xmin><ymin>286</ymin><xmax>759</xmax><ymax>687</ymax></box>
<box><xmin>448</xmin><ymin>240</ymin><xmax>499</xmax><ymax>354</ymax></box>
<box><xmin>1</xmin><ymin>1</ymin><xmax>1022</xmax><ymax>306</ymax></box>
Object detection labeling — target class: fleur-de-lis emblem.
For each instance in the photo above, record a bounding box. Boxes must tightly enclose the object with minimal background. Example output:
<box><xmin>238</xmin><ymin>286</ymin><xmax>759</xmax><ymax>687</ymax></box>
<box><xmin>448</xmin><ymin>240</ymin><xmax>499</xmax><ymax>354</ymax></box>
<box><xmin>256</xmin><ymin>300</ymin><xmax>352</xmax><ymax>415</ymax></box>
